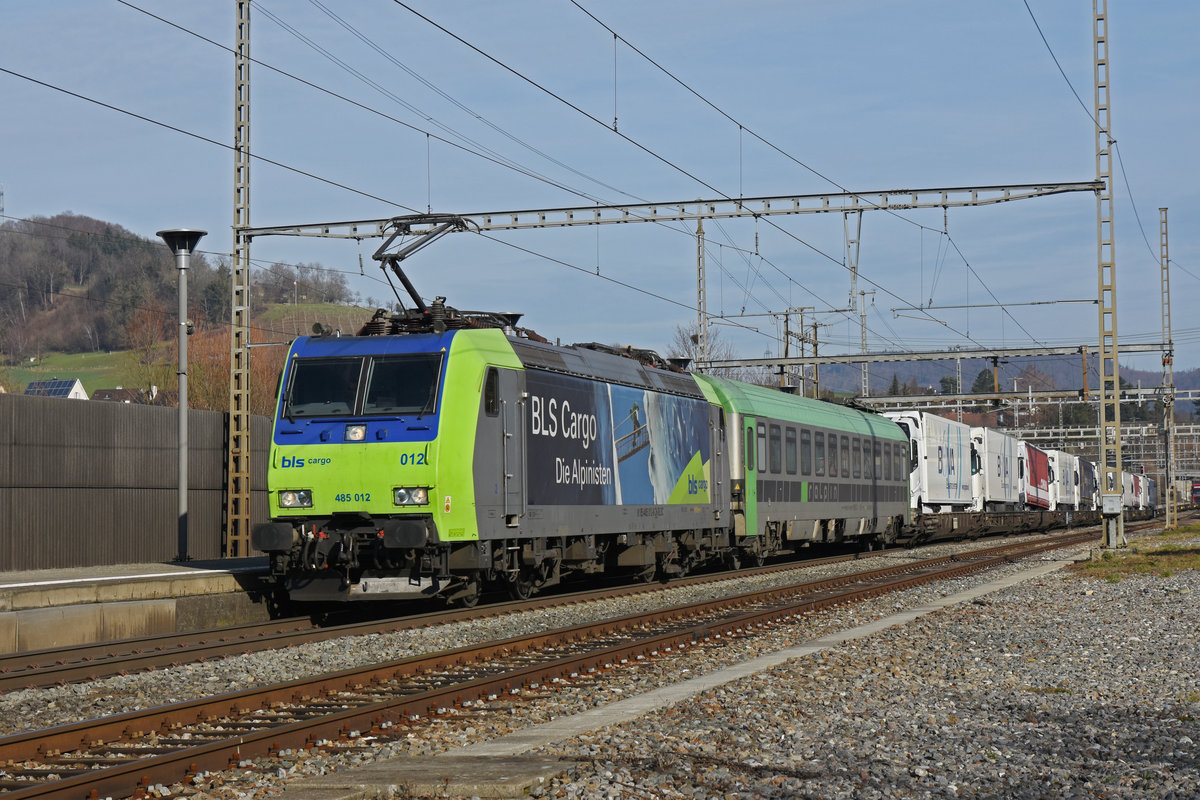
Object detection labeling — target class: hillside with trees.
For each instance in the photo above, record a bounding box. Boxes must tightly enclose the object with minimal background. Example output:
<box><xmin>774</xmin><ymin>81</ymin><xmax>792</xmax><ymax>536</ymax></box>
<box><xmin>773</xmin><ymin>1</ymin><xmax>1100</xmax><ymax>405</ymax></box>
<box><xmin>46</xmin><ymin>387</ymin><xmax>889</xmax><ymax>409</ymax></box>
<box><xmin>0</xmin><ymin>214</ymin><xmax>374</xmax><ymax>413</ymax></box>
<box><xmin>0</xmin><ymin>214</ymin><xmax>371</xmax><ymax>360</ymax></box>
<box><xmin>0</xmin><ymin>214</ymin><xmax>228</xmax><ymax>359</ymax></box>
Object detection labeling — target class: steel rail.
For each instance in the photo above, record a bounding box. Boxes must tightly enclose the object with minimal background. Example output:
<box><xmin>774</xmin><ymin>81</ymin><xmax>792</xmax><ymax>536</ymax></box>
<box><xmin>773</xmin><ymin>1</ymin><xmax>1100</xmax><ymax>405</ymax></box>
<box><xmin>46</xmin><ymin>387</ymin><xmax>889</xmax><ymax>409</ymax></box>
<box><xmin>3</xmin><ymin>515</ymin><xmax>1169</xmax><ymax>692</ymax></box>
<box><xmin>0</xmin><ymin>616</ymin><xmax>316</xmax><ymax>689</ymax></box>
<box><xmin>0</xmin><ymin>548</ymin><xmax>888</xmax><ymax>692</ymax></box>
<box><xmin>0</xmin><ymin>531</ymin><xmax>1097</xmax><ymax>799</ymax></box>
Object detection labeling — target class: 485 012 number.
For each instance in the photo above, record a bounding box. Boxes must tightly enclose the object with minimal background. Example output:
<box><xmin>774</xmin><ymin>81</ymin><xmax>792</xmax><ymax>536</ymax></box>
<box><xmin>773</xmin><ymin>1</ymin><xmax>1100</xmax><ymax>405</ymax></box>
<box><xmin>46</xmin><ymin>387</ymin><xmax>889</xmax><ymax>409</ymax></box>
<box><xmin>334</xmin><ymin>493</ymin><xmax>371</xmax><ymax>503</ymax></box>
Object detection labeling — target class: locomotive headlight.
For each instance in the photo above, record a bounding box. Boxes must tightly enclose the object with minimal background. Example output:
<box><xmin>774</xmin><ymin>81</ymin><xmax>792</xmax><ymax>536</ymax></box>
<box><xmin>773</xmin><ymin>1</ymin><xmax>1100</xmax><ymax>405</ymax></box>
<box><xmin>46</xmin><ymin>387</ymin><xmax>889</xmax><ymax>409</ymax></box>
<box><xmin>279</xmin><ymin>489</ymin><xmax>313</xmax><ymax>508</ymax></box>
<box><xmin>393</xmin><ymin>486</ymin><xmax>429</xmax><ymax>506</ymax></box>
<box><xmin>344</xmin><ymin>424</ymin><xmax>367</xmax><ymax>442</ymax></box>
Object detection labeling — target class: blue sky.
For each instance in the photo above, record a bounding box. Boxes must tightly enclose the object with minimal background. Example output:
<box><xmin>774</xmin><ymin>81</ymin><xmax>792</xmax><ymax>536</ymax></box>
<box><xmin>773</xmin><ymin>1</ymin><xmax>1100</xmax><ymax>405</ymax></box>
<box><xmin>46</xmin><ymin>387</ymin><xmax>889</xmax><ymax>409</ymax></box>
<box><xmin>2</xmin><ymin>1</ymin><xmax>1197</xmax><ymax>375</ymax></box>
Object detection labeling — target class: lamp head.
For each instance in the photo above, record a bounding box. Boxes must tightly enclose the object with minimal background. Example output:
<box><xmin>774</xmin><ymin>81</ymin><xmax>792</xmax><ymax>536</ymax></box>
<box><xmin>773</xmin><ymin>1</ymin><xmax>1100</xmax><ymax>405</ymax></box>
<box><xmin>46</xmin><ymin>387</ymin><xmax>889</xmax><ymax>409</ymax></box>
<box><xmin>157</xmin><ymin>229</ymin><xmax>207</xmax><ymax>254</ymax></box>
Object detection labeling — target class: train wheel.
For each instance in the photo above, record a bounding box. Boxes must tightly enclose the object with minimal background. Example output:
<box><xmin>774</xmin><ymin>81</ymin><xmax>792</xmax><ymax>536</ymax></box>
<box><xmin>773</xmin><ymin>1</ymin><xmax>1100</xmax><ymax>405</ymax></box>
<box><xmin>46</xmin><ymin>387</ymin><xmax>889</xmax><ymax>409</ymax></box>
<box><xmin>506</xmin><ymin>571</ymin><xmax>534</xmax><ymax>600</ymax></box>
<box><xmin>632</xmin><ymin>565</ymin><xmax>657</xmax><ymax>583</ymax></box>
<box><xmin>266</xmin><ymin>589</ymin><xmax>297</xmax><ymax>620</ymax></box>
<box><xmin>453</xmin><ymin>577</ymin><xmax>481</xmax><ymax>608</ymax></box>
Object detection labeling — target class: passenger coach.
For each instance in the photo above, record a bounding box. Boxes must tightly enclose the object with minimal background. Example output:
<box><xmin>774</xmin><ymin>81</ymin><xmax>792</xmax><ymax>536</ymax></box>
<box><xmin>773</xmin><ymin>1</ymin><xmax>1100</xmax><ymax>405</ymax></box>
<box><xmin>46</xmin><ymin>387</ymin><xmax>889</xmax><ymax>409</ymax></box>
<box><xmin>696</xmin><ymin>376</ymin><xmax>910</xmax><ymax>554</ymax></box>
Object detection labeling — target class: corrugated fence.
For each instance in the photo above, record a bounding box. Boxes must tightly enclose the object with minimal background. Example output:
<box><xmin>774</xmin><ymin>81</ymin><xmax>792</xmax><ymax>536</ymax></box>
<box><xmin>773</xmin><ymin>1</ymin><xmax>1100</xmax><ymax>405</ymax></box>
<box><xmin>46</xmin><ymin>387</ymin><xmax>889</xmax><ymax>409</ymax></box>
<box><xmin>0</xmin><ymin>393</ymin><xmax>271</xmax><ymax>570</ymax></box>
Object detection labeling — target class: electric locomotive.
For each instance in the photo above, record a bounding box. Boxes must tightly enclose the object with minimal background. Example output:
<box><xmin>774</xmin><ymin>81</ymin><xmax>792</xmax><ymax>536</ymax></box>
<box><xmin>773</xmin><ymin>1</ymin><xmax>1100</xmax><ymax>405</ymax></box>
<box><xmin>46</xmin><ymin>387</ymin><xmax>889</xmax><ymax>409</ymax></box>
<box><xmin>252</xmin><ymin>301</ymin><xmax>735</xmax><ymax>605</ymax></box>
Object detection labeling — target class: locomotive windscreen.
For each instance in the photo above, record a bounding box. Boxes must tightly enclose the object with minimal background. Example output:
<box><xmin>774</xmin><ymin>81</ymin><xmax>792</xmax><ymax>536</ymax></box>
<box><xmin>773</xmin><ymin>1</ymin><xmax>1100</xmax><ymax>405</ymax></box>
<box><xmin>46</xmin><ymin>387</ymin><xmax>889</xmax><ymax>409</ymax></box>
<box><xmin>363</xmin><ymin>355</ymin><xmax>442</xmax><ymax>415</ymax></box>
<box><xmin>283</xmin><ymin>354</ymin><xmax>443</xmax><ymax>418</ymax></box>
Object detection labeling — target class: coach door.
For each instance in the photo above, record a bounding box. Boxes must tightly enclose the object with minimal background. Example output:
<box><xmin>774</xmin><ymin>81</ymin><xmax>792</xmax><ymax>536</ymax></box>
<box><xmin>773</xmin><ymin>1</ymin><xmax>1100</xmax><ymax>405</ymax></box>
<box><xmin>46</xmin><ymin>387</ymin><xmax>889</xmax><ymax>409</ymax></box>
<box><xmin>711</xmin><ymin>407</ymin><xmax>726</xmax><ymax>519</ymax></box>
<box><xmin>499</xmin><ymin>370</ymin><xmax>525</xmax><ymax>526</ymax></box>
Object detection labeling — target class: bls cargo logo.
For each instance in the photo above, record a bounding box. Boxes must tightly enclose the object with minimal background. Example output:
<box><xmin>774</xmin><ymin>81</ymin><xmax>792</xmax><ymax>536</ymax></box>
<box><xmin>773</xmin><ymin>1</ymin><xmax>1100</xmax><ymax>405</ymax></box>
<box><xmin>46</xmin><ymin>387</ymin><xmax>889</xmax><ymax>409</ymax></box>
<box><xmin>280</xmin><ymin>456</ymin><xmax>332</xmax><ymax>468</ymax></box>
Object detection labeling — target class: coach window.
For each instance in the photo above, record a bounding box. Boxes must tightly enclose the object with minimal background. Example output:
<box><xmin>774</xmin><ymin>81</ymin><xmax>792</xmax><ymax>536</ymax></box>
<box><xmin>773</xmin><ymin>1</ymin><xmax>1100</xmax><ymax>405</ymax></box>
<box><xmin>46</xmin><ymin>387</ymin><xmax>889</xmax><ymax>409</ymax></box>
<box><xmin>840</xmin><ymin>437</ymin><xmax>850</xmax><ymax>478</ymax></box>
<box><xmin>800</xmin><ymin>429</ymin><xmax>812</xmax><ymax>475</ymax></box>
<box><xmin>785</xmin><ymin>428</ymin><xmax>797</xmax><ymax>475</ymax></box>
<box><xmin>484</xmin><ymin>368</ymin><xmax>499</xmax><ymax>416</ymax></box>
<box><xmin>895</xmin><ymin>447</ymin><xmax>906</xmax><ymax>480</ymax></box>
<box><xmin>851</xmin><ymin>437</ymin><xmax>861</xmax><ymax>478</ymax></box>
<box><xmin>863</xmin><ymin>440</ymin><xmax>872</xmax><ymax>480</ymax></box>
<box><xmin>814</xmin><ymin>432</ymin><xmax>825</xmax><ymax>476</ymax></box>
<box><xmin>745</xmin><ymin>425</ymin><xmax>755</xmax><ymax>471</ymax></box>
<box><xmin>883</xmin><ymin>442</ymin><xmax>892</xmax><ymax>481</ymax></box>
<box><xmin>873</xmin><ymin>440</ymin><xmax>882</xmax><ymax>479</ymax></box>
<box><xmin>769</xmin><ymin>424</ymin><xmax>783</xmax><ymax>474</ymax></box>
<box><xmin>827</xmin><ymin>434</ymin><xmax>838</xmax><ymax>476</ymax></box>
<box><xmin>757</xmin><ymin>422</ymin><xmax>768</xmax><ymax>474</ymax></box>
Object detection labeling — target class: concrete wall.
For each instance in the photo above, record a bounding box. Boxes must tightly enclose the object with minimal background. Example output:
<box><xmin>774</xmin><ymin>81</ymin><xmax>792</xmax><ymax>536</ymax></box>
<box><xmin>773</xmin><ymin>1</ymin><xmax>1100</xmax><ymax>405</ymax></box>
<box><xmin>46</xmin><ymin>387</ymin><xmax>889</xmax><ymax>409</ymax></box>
<box><xmin>0</xmin><ymin>568</ymin><xmax>274</xmax><ymax>652</ymax></box>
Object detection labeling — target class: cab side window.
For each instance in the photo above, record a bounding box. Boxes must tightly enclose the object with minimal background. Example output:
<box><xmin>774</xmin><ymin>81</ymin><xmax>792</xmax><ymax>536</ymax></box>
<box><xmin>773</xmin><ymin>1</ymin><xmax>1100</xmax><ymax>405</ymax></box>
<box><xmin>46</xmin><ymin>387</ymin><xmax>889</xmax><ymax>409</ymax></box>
<box><xmin>484</xmin><ymin>368</ymin><xmax>499</xmax><ymax>416</ymax></box>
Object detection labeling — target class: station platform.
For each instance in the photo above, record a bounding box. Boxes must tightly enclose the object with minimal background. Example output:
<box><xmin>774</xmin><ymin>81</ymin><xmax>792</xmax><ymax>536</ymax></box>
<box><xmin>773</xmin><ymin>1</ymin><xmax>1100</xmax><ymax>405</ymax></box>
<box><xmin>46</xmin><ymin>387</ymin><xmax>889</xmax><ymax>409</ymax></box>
<box><xmin>0</xmin><ymin>558</ymin><xmax>272</xmax><ymax>654</ymax></box>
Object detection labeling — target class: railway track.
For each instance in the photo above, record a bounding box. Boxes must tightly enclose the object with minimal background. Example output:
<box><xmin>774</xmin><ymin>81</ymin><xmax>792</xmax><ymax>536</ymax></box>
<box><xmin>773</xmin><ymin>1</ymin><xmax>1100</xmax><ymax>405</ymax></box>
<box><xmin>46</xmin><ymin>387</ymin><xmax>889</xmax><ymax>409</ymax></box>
<box><xmin>0</xmin><ymin>546</ymin><xmax>920</xmax><ymax>692</ymax></box>
<box><xmin>0</xmin><ymin>518</ymin><xmax>1169</xmax><ymax>692</ymax></box>
<box><xmin>0</xmin><ymin>530</ymin><xmax>1097</xmax><ymax>799</ymax></box>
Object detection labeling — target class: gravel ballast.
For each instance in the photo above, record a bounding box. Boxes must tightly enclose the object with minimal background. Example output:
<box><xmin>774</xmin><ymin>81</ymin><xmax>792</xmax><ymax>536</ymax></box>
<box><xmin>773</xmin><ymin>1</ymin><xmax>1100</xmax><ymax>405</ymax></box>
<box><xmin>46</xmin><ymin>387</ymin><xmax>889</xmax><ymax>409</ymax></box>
<box><xmin>529</xmin><ymin>555</ymin><xmax>1200</xmax><ymax>799</ymax></box>
<box><xmin>6</xmin><ymin>534</ymin><xmax>1200</xmax><ymax>798</ymax></box>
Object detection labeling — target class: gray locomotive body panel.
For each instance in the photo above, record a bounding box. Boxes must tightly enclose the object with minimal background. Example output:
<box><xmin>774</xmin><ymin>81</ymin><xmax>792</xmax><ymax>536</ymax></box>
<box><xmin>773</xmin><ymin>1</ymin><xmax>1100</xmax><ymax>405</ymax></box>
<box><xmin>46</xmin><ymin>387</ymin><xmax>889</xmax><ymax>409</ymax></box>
<box><xmin>471</xmin><ymin>340</ymin><xmax>724</xmax><ymax>544</ymax></box>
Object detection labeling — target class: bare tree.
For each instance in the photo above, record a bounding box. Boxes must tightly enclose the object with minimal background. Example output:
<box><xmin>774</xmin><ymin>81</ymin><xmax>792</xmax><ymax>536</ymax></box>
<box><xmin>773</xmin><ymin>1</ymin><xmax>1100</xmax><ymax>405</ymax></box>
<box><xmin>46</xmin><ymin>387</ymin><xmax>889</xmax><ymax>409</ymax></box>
<box><xmin>187</xmin><ymin>323</ymin><xmax>288</xmax><ymax>415</ymax></box>
<box><xmin>667</xmin><ymin>323</ymin><xmax>772</xmax><ymax>385</ymax></box>
<box><xmin>123</xmin><ymin>298</ymin><xmax>173</xmax><ymax>397</ymax></box>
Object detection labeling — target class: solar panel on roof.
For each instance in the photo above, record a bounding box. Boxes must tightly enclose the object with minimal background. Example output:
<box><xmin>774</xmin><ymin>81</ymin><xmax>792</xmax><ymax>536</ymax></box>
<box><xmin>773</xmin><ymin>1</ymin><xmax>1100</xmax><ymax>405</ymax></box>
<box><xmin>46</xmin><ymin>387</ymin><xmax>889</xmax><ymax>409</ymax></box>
<box><xmin>24</xmin><ymin>379</ymin><xmax>78</xmax><ymax>397</ymax></box>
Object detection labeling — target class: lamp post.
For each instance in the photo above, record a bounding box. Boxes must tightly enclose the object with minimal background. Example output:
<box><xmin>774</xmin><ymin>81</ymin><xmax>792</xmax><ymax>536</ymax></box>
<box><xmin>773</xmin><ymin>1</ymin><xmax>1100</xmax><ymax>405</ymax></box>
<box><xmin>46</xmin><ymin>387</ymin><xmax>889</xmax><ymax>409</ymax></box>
<box><xmin>157</xmin><ymin>229</ymin><xmax>206</xmax><ymax>562</ymax></box>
